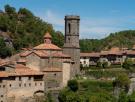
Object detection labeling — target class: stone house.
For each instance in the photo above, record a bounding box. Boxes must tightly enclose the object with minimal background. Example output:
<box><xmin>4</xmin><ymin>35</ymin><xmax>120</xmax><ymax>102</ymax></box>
<box><xmin>0</xmin><ymin>64</ymin><xmax>44</xmax><ymax>102</ymax></box>
<box><xmin>80</xmin><ymin>47</ymin><xmax>135</xmax><ymax>67</ymax></box>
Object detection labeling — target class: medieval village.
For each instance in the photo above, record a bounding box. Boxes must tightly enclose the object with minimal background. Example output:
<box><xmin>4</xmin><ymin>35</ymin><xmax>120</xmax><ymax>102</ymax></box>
<box><xmin>1</xmin><ymin>1</ymin><xmax>135</xmax><ymax>102</ymax></box>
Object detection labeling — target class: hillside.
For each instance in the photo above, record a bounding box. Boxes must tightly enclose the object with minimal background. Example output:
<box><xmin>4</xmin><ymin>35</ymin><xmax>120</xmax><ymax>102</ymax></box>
<box><xmin>80</xmin><ymin>30</ymin><xmax>135</xmax><ymax>52</ymax></box>
<box><xmin>1</xmin><ymin>5</ymin><xmax>135</xmax><ymax>57</ymax></box>
<box><xmin>0</xmin><ymin>5</ymin><xmax>64</xmax><ymax>58</ymax></box>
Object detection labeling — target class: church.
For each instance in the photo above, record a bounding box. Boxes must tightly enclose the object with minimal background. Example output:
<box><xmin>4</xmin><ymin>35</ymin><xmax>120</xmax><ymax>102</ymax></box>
<box><xmin>0</xmin><ymin>15</ymin><xmax>80</xmax><ymax>102</ymax></box>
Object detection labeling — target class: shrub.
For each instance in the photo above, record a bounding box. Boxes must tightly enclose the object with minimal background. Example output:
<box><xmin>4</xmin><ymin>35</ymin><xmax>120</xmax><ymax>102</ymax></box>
<box><xmin>96</xmin><ymin>61</ymin><xmax>102</xmax><ymax>68</ymax></box>
<box><xmin>122</xmin><ymin>58</ymin><xmax>133</xmax><ymax>70</ymax></box>
<box><xmin>102</xmin><ymin>62</ymin><xmax>109</xmax><ymax>68</ymax></box>
<box><xmin>67</xmin><ymin>79</ymin><xmax>78</xmax><ymax>92</ymax></box>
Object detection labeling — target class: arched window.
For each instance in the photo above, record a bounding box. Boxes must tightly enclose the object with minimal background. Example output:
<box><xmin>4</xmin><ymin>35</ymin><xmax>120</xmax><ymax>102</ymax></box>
<box><xmin>68</xmin><ymin>23</ymin><xmax>71</xmax><ymax>33</ymax></box>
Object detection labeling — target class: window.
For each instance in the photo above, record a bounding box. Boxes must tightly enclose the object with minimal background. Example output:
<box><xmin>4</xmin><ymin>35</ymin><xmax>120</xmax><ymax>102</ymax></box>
<box><xmin>19</xmin><ymin>84</ymin><xmax>21</xmax><ymax>87</ymax></box>
<box><xmin>28</xmin><ymin>77</ymin><xmax>31</xmax><ymax>80</ymax></box>
<box><xmin>68</xmin><ymin>23</ymin><xmax>71</xmax><ymax>33</ymax></box>
<box><xmin>19</xmin><ymin>77</ymin><xmax>21</xmax><ymax>81</ymax></box>
<box><xmin>24</xmin><ymin>83</ymin><xmax>26</xmax><ymax>87</ymax></box>
<box><xmin>9</xmin><ymin>84</ymin><xmax>11</xmax><ymax>87</ymax></box>
<box><xmin>40</xmin><ymin>83</ymin><xmax>42</xmax><ymax>86</ymax></box>
<box><xmin>1</xmin><ymin>95</ymin><xmax>3</xmax><ymax>97</ymax></box>
<box><xmin>3</xmin><ymin>85</ymin><xmax>5</xmax><ymax>88</ymax></box>
<box><xmin>29</xmin><ymin>83</ymin><xmax>31</xmax><ymax>87</ymax></box>
<box><xmin>35</xmin><ymin>83</ymin><xmax>37</xmax><ymax>86</ymax></box>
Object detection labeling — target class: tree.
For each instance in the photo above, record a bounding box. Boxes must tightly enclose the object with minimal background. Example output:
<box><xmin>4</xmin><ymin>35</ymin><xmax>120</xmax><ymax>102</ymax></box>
<box><xmin>118</xmin><ymin>91</ymin><xmax>128</xmax><ymax>102</ymax></box>
<box><xmin>0</xmin><ymin>37</ymin><xmax>12</xmax><ymax>58</ymax></box>
<box><xmin>102</xmin><ymin>62</ymin><xmax>109</xmax><ymax>68</ymax></box>
<box><xmin>96</xmin><ymin>61</ymin><xmax>102</xmax><ymax>68</ymax></box>
<box><xmin>67</xmin><ymin>79</ymin><xmax>79</xmax><ymax>92</ymax></box>
<box><xmin>113</xmin><ymin>73</ymin><xmax>130</xmax><ymax>92</ymax></box>
<box><xmin>122</xmin><ymin>58</ymin><xmax>133</xmax><ymax>70</ymax></box>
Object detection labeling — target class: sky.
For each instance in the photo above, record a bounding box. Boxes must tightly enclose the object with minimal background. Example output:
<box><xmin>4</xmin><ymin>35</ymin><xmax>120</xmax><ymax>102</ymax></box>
<box><xmin>0</xmin><ymin>0</ymin><xmax>135</xmax><ymax>39</ymax></box>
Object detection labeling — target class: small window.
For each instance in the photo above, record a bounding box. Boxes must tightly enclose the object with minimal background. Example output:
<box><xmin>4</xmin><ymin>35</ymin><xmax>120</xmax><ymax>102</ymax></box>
<box><xmin>3</xmin><ymin>85</ymin><xmax>5</xmax><ymax>88</ymax></box>
<box><xmin>1</xmin><ymin>95</ymin><xmax>3</xmax><ymax>97</ymax></box>
<box><xmin>9</xmin><ymin>84</ymin><xmax>11</xmax><ymax>87</ymax></box>
<box><xmin>68</xmin><ymin>23</ymin><xmax>71</xmax><ymax>33</ymax></box>
<box><xmin>54</xmin><ymin>73</ymin><xmax>56</xmax><ymax>76</ymax></box>
<box><xmin>35</xmin><ymin>83</ymin><xmax>37</xmax><ymax>86</ymax></box>
<box><xmin>1</xmin><ymin>101</ymin><xmax>3</xmax><ymax>102</ymax></box>
<box><xmin>19</xmin><ymin>83</ymin><xmax>21</xmax><ymax>87</ymax></box>
<box><xmin>0</xmin><ymin>85</ymin><xmax>1</xmax><ymax>88</ymax></box>
<box><xmin>24</xmin><ymin>83</ymin><xmax>26</xmax><ymax>87</ymax></box>
<box><xmin>40</xmin><ymin>83</ymin><xmax>42</xmax><ymax>86</ymax></box>
<box><xmin>29</xmin><ymin>83</ymin><xmax>31</xmax><ymax>87</ymax></box>
<box><xmin>19</xmin><ymin>77</ymin><xmax>21</xmax><ymax>81</ymax></box>
<box><xmin>28</xmin><ymin>77</ymin><xmax>31</xmax><ymax>80</ymax></box>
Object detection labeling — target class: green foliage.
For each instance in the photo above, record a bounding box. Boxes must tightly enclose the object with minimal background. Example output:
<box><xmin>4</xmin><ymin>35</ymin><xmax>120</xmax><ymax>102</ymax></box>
<box><xmin>59</xmin><ymin>80</ymin><xmax>116</xmax><ymax>102</ymax></box>
<box><xmin>0</xmin><ymin>5</ymin><xmax>64</xmax><ymax>57</ymax></box>
<box><xmin>118</xmin><ymin>91</ymin><xmax>128</xmax><ymax>102</ymax></box>
<box><xmin>102</xmin><ymin>62</ymin><xmax>109</xmax><ymax>68</ymax></box>
<box><xmin>67</xmin><ymin>79</ymin><xmax>79</xmax><ymax>92</ymax></box>
<box><xmin>96</xmin><ymin>61</ymin><xmax>102</xmax><ymax>68</ymax></box>
<box><xmin>86</xmin><ymin>70</ymin><xmax>128</xmax><ymax>79</ymax></box>
<box><xmin>0</xmin><ymin>37</ymin><xmax>12</xmax><ymax>58</ymax></box>
<box><xmin>122</xmin><ymin>58</ymin><xmax>134</xmax><ymax>70</ymax></box>
<box><xmin>80</xmin><ymin>30</ymin><xmax>135</xmax><ymax>52</ymax></box>
<box><xmin>128</xmin><ymin>91</ymin><xmax>135</xmax><ymax>102</ymax></box>
<box><xmin>113</xmin><ymin>73</ymin><xmax>130</xmax><ymax>92</ymax></box>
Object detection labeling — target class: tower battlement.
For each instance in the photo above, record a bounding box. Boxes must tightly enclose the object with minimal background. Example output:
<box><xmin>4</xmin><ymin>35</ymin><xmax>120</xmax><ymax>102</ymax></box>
<box><xmin>65</xmin><ymin>15</ymin><xmax>80</xmax><ymax>20</ymax></box>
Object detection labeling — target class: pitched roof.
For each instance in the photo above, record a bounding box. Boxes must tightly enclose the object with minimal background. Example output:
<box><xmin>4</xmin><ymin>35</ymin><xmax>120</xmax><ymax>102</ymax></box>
<box><xmin>43</xmin><ymin>68</ymin><xmax>62</xmax><ymax>72</ymax></box>
<box><xmin>126</xmin><ymin>50</ymin><xmax>135</xmax><ymax>55</ymax></box>
<box><xmin>44</xmin><ymin>32</ymin><xmax>52</xmax><ymax>39</ymax></box>
<box><xmin>20</xmin><ymin>51</ymin><xmax>32</xmax><ymax>57</ymax></box>
<box><xmin>80</xmin><ymin>52</ymin><xmax>100</xmax><ymax>57</ymax></box>
<box><xmin>34</xmin><ymin>43</ymin><xmax>62</xmax><ymax>50</ymax></box>
<box><xmin>9</xmin><ymin>64</ymin><xmax>44</xmax><ymax>76</ymax></box>
<box><xmin>0</xmin><ymin>71</ymin><xmax>8</xmax><ymax>77</ymax></box>
<box><xmin>52</xmin><ymin>52</ymin><xmax>70</xmax><ymax>58</ymax></box>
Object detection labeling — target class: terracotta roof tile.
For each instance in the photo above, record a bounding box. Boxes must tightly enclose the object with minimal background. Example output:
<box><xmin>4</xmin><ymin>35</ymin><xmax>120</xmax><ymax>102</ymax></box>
<box><xmin>34</xmin><ymin>50</ymin><xmax>49</xmax><ymax>57</ymax></box>
<box><xmin>52</xmin><ymin>52</ymin><xmax>70</xmax><ymax>58</ymax></box>
<box><xmin>80</xmin><ymin>52</ymin><xmax>100</xmax><ymax>57</ymax></box>
<box><xmin>9</xmin><ymin>64</ymin><xmax>44</xmax><ymax>76</ymax></box>
<box><xmin>34</xmin><ymin>43</ymin><xmax>62</xmax><ymax>50</ymax></box>
<box><xmin>43</xmin><ymin>68</ymin><xmax>62</xmax><ymax>72</ymax></box>
<box><xmin>0</xmin><ymin>71</ymin><xmax>8</xmax><ymax>77</ymax></box>
<box><xmin>44</xmin><ymin>32</ymin><xmax>52</xmax><ymax>38</ymax></box>
<box><xmin>126</xmin><ymin>50</ymin><xmax>135</xmax><ymax>55</ymax></box>
<box><xmin>20</xmin><ymin>51</ymin><xmax>32</xmax><ymax>57</ymax></box>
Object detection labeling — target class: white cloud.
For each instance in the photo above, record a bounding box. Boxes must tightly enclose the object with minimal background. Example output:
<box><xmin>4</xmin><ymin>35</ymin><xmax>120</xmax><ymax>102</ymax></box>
<box><xmin>37</xmin><ymin>10</ymin><xmax>135</xmax><ymax>39</ymax></box>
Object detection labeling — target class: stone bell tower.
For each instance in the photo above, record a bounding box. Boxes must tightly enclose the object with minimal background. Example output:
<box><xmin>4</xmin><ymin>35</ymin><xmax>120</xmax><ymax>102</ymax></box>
<box><xmin>63</xmin><ymin>15</ymin><xmax>80</xmax><ymax>77</ymax></box>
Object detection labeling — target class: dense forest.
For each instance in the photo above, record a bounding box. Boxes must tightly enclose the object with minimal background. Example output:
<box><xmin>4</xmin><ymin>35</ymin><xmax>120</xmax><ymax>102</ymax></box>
<box><xmin>1</xmin><ymin>5</ymin><xmax>135</xmax><ymax>58</ymax></box>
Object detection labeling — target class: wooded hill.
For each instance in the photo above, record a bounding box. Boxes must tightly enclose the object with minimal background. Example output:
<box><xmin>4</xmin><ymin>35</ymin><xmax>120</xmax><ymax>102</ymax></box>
<box><xmin>80</xmin><ymin>30</ymin><xmax>135</xmax><ymax>52</ymax></box>
<box><xmin>0</xmin><ymin>5</ymin><xmax>135</xmax><ymax>58</ymax></box>
<box><xmin>0</xmin><ymin>5</ymin><xmax>64</xmax><ymax>58</ymax></box>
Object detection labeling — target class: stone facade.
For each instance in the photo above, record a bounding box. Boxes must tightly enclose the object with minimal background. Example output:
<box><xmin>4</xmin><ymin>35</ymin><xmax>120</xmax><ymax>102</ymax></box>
<box><xmin>0</xmin><ymin>16</ymin><xmax>81</xmax><ymax>102</ymax></box>
<box><xmin>0</xmin><ymin>67</ymin><xmax>44</xmax><ymax>102</ymax></box>
<box><xmin>63</xmin><ymin>15</ymin><xmax>80</xmax><ymax>77</ymax></box>
<box><xmin>80</xmin><ymin>47</ymin><xmax>135</xmax><ymax>67</ymax></box>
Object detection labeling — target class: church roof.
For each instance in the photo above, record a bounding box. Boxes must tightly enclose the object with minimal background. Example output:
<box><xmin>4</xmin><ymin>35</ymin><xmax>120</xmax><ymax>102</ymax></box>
<box><xmin>33</xmin><ymin>43</ymin><xmax>62</xmax><ymax>50</ymax></box>
<box><xmin>9</xmin><ymin>64</ymin><xmax>44</xmax><ymax>76</ymax></box>
<box><xmin>44</xmin><ymin>32</ymin><xmax>52</xmax><ymax>38</ymax></box>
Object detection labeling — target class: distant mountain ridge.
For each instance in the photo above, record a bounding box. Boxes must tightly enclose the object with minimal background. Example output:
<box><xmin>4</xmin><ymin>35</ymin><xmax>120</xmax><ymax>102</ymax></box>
<box><xmin>80</xmin><ymin>30</ymin><xmax>135</xmax><ymax>52</ymax></box>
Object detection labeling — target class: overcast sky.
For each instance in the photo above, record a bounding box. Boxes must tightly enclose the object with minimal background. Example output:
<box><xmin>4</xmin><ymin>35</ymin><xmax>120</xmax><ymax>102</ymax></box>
<box><xmin>0</xmin><ymin>0</ymin><xmax>135</xmax><ymax>39</ymax></box>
